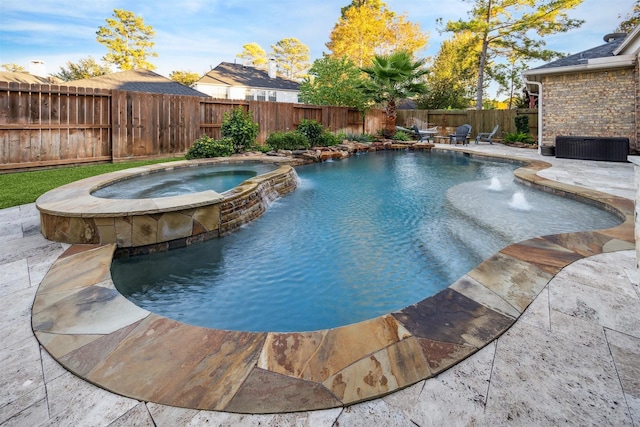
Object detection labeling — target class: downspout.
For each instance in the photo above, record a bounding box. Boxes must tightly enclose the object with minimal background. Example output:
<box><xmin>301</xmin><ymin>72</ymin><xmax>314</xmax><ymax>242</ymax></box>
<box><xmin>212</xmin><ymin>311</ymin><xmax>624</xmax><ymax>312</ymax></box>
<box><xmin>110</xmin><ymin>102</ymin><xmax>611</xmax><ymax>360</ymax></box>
<box><xmin>523</xmin><ymin>78</ymin><xmax>543</xmax><ymax>155</ymax></box>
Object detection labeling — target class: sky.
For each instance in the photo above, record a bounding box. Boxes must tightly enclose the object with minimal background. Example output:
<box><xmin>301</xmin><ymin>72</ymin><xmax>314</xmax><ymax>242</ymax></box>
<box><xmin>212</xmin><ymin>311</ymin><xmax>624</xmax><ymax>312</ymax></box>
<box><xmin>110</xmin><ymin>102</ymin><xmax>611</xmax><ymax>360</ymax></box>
<box><xmin>0</xmin><ymin>0</ymin><xmax>636</xmax><ymax>81</ymax></box>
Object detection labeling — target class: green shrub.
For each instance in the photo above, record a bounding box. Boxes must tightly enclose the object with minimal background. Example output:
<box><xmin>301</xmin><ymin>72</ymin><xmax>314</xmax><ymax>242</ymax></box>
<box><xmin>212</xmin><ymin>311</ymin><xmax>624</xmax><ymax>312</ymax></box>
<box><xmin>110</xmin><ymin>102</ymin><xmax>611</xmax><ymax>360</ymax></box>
<box><xmin>221</xmin><ymin>107</ymin><xmax>259</xmax><ymax>153</ymax></box>
<box><xmin>340</xmin><ymin>133</ymin><xmax>374</xmax><ymax>143</ymax></box>
<box><xmin>514</xmin><ymin>115</ymin><xmax>529</xmax><ymax>134</ymax></box>
<box><xmin>297</xmin><ymin>119</ymin><xmax>324</xmax><ymax>145</ymax></box>
<box><xmin>252</xmin><ymin>144</ymin><xmax>272</xmax><ymax>153</ymax></box>
<box><xmin>392</xmin><ymin>131</ymin><xmax>411</xmax><ymax>141</ymax></box>
<box><xmin>504</xmin><ymin>132</ymin><xmax>533</xmax><ymax>144</ymax></box>
<box><xmin>316</xmin><ymin>131</ymin><xmax>341</xmax><ymax>147</ymax></box>
<box><xmin>185</xmin><ymin>135</ymin><xmax>234</xmax><ymax>159</ymax></box>
<box><xmin>266</xmin><ymin>131</ymin><xmax>310</xmax><ymax>150</ymax></box>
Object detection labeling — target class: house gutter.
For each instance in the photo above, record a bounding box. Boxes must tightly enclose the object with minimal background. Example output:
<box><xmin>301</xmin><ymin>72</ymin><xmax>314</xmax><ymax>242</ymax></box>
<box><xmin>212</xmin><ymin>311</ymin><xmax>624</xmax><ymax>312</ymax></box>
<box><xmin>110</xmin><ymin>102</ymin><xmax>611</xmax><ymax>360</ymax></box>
<box><xmin>523</xmin><ymin>78</ymin><xmax>542</xmax><ymax>155</ymax></box>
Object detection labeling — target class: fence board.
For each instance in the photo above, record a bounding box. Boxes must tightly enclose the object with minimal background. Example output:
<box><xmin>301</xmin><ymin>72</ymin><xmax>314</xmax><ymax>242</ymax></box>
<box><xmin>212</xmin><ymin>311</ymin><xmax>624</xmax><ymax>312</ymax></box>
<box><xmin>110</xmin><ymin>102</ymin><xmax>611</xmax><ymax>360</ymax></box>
<box><xmin>141</xmin><ymin>94</ymin><xmax>151</xmax><ymax>156</ymax></box>
<box><xmin>49</xmin><ymin>90</ymin><xmax>60</xmax><ymax>160</ymax></box>
<box><xmin>0</xmin><ymin>82</ymin><xmax>8</xmax><ymax>126</ymax></box>
<box><xmin>70</xmin><ymin>90</ymin><xmax>82</xmax><ymax>160</ymax></box>
<box><xmin>0</xmin><ymin>86</ymin><xmax>7</xmax><ymax>160</ymax></box>
<box><xmin>59</xmin><ymin>88</ymin><xmax>69</xmax><ymax>161</ymax></box>
<box><xmin>169</xmin><ymin>96</ymin><xmax>177</xmax><ymax>155</ymax></box>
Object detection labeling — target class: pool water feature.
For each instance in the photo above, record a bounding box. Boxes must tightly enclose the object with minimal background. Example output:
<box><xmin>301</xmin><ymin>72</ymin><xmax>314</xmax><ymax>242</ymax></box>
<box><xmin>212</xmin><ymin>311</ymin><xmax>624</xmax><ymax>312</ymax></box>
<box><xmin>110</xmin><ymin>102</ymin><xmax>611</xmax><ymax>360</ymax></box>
<box><xmin>111</xmin><ymin>151</ymin><xmax>620</xmax><ymax>332</ymax></box>
<box><xmin>437</xmin><ymin>169</ymin><xmax>622</xmax><ymax>275</ymax></box>
<box><xmin>92</xmin><ymin>163</ymin><xmax>279</xmax><ymax>199</ymax></box>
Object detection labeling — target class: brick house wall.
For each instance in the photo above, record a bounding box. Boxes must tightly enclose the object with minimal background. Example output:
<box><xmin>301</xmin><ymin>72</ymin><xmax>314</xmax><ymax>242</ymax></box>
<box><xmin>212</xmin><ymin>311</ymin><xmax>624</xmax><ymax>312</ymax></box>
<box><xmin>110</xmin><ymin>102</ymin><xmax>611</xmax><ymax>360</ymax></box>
<box><xmin>636</xmin><ymin>59</ymin><xmax>640</xmax><ymax>154</ymax></box>
<box><xmin>541</xmin><ymin>66</ymin><xmax>638</xmax><ymax>153</ymax></box>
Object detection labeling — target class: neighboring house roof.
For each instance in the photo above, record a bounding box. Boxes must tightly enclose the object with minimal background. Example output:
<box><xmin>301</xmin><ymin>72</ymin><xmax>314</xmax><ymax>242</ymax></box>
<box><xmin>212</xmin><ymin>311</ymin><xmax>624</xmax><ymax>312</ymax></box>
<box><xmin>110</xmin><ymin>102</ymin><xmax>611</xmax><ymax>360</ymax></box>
<box><xmin>0</xmin><ymin>71</ymin><xmax>63</xmax><ymax>85</ymax></box>
<box><xmin>397</xmin><ymin>99</ymin><xmax>417</xmax><ymax>110</ymax></box>
<box><xmin>69</xmin><ymin>69</ymin><xmax>209</xmax><ymax>97</ymax></box>
<box><xmin>196</xmin><ymin>62</ymin><xmax>300</xmax><ymax>91</ymax></box>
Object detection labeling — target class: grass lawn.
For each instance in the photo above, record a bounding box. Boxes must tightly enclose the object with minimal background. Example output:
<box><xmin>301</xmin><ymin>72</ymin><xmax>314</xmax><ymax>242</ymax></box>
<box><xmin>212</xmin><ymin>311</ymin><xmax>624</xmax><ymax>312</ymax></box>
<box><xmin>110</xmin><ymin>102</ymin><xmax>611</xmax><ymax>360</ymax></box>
<box><xmin>0</xmin><ymin>158</ymin><xmax>184</xmax><ymax>209</ymax></box>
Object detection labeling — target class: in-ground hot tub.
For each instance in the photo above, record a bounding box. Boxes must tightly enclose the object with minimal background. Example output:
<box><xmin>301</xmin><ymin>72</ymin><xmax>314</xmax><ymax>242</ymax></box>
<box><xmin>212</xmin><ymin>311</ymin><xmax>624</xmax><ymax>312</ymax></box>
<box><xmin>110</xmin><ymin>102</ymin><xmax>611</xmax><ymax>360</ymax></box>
<box><xmin>35</xmin><ymin>156</ymin><xmax>300</xmax><ymax>247</ymax></box>
<box><xmin>91</xmin><ymin>162</ymin><xmax>280</xmax><ymax>199</ymax></box>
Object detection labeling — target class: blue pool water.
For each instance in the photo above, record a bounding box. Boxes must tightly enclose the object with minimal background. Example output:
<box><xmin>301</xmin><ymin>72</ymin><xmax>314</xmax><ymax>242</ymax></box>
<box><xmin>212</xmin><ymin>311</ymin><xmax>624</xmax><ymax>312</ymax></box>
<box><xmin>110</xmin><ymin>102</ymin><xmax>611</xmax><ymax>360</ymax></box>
<box><xmin>92</xmin><ymin>163</ymin><xmax>278</xmax><ymax>199</ymax></box>
<box><xmin>111</xmin><ymin>151</ymin><xmax>620</xmax><ymax>332</ymax></box>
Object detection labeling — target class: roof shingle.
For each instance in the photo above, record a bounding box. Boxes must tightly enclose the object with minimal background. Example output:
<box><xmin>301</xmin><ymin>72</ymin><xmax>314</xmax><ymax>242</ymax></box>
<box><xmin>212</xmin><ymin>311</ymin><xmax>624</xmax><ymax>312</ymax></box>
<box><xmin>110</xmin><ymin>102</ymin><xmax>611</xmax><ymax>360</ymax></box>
<box><xmin>0</xmin><ymin>71</ymin><xmax>63</xmax><ymax>85</ymax></box>
<box><xmin>531</xmin><ymin>37</ymin><xmax>626</xmax><ymax>70</ymax></box>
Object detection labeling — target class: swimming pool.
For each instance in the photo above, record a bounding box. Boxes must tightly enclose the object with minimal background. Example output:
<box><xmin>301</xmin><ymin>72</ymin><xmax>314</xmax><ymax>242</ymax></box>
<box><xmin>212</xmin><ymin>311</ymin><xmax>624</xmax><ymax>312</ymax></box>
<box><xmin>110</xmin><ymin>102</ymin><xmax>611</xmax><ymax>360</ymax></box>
<box><xmin>111</xmin><ymin>151</ymin><xmax>620</xmax><ymax>332</ymax></box>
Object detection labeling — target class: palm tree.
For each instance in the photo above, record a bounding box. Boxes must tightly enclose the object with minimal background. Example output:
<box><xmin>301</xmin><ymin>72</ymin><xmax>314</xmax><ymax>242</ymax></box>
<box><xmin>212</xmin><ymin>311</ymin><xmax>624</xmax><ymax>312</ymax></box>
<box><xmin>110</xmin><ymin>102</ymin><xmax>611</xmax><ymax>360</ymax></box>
<box><xmin>360</xmin><ymin>51</ymin><xmax>428</xmax><ymax>137</ymax></box>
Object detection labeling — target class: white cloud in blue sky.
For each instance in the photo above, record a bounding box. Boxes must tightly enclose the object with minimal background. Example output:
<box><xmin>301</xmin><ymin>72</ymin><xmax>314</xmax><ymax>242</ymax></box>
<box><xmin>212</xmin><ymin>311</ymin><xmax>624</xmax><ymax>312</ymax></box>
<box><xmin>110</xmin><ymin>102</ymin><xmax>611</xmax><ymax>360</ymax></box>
<box><xmin>0</xmin><ymin>0</ymin><xmax>635</xmax><ymax>78</ymax></box>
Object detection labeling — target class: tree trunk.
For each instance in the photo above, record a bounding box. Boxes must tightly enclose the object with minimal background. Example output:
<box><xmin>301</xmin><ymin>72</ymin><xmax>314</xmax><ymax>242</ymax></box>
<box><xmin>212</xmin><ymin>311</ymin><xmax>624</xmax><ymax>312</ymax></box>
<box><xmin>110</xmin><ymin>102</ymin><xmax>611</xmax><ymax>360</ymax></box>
<box><xmin>476</xmin><ymin>0</ymin><xmax>492</xmax><ymax>110</ymax></box>
<box><xmin>385</xmin><ymin>99</ymin><xmax>397</xmax><ymax>138</ymax></box>
<box><xmin>508</xmin><ymin>66</ymin><xmax>514</xmax><ymax>110</ymax></box>
<box><xmin>476</xmin><ymin>39</ymin><xmax>488</xmax><ymax>110</ymax></box>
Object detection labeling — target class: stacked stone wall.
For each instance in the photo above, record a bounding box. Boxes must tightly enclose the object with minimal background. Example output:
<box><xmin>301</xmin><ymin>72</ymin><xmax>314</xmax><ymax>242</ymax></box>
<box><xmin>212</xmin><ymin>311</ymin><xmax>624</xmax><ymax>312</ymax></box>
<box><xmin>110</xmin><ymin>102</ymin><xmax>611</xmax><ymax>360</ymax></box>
<box><xmin>219</xmin><ymin>166</ymin><xmax>298</xmax><ymax>235</ymax></box>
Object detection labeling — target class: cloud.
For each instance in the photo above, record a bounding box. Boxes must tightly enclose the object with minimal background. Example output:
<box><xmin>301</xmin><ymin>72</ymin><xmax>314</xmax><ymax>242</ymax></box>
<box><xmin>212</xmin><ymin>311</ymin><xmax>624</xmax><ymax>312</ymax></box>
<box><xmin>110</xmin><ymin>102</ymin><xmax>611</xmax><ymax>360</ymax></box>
<box><xmin>0</xmin><ymin>0</ymin><xmax>119</xmax><ymax>19</ymax></box>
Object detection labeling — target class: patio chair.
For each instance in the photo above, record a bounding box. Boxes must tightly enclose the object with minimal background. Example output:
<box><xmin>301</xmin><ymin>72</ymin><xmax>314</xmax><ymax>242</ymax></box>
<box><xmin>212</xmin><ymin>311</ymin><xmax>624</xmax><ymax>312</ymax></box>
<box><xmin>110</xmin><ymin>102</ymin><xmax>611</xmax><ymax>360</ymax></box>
<box><xmin>475</xmin><ymin>124</ymin><xmax>499</xmax><ymax>145</ymax></box>
<box><xmin>395</xmin><ymin>125</ymin><xmax>413</xmax><ymax>134</ymax></box>
<box><xmin>449</xmin><ymin>124</ymin><xmax>472</xmax><ymax>145</ymax></box>
<box><xmin>412</xmin><ymin>125</ymin><xmax>438</xmax><ymax>142</ymax></box>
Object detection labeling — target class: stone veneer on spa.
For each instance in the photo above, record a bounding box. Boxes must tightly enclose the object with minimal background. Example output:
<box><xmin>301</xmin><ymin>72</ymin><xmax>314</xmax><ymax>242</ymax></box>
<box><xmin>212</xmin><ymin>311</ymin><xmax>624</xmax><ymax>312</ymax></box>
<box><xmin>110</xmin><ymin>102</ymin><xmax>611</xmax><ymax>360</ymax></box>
<box><xmin>31</xmin><ymin>150</ymin><xmax>635</xmax><ymax>414</ymax></box>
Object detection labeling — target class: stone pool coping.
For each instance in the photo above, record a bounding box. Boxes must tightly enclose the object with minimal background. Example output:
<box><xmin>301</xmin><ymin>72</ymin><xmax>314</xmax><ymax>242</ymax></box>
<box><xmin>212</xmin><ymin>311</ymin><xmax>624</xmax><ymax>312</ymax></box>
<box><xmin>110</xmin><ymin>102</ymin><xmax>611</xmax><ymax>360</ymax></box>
<box><xmin>30</xmin><ymin>150</ymin><xmax>635</xmax><ymax>414</ymax></box>
<box><xmin>36</xmin><ymin>157</ymin><xmax>301</xmax><ymax>218</ymax></box>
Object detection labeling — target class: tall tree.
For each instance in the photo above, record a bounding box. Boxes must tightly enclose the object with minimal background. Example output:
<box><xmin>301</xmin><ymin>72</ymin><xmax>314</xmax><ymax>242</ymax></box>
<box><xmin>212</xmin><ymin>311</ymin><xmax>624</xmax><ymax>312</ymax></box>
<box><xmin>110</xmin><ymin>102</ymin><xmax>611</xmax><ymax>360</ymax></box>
<box><xmin>169</xmin><ymin>70</ymin><xmax>201</xmax><ymax>86</ymax></box>
<box><xmin>617</xmin><ymin>0</ymin><xmax>640</xmax><ymax>33</ymax></box>
<box><xmin>1</xmin><ymin>63</ymin><xmax>26</xmax><ymax>72</ymax></box>
<box><xmin>441</xmin><ymin>0</ymin><xmax>584</xmax><ymax>109</ymax></box>
<box><xmin>360</xmin><ymin>51</ymin><xmax>428</xmax><ymax>137</ymax></box>
<box><xmin>417</xmin><ymin>32</ymin><xmax>478</xmax><ymax>109</ymax></box>
<box><xmin>96</xmin><ymin>9</ymin><xmax>157</xmax><ymax>71</ymax></box>
<box><xmin>299</xmin><ymin>55</ymin><xmax>368</xmax><ymax>111</ymax></box>
<box><xmin>52</xmin><ymin>57</ymin><xmax>111</xmax><ymax>81</ymax></box>
<box><xmin>270</xmin><ymin>38</ymin><xmax>310</xmax><ymax>80</ymax></box>
<box><xmin>327</xmin><ymin>0</ymin><xmax>428</xmax><ymax>67</ymax></box>
<box><xmin>237</xmin><ymin>43</ymin><xmax>268</xmax><ymax>69</ymax></box>
<box><xmin>491</xmin><ymin>55</ymin><xmax>528</xmax><ymax>109</ymax></box>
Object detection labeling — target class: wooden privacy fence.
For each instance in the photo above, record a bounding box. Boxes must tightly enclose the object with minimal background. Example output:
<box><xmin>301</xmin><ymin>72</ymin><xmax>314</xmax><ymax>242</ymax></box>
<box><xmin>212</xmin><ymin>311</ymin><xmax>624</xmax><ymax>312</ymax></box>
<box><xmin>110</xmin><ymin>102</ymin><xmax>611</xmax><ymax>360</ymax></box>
<box><xmin>397</xmin><ymin>109</ymin><xmax>539</xmax><ymax>138</ymax></box>
<box><xmin>0</xmin><ymin>83</ymin><xmax>112</xmax><ymax>170</ymax></box>
<box><xmin>0</xmin><ymin>82</ymin><xmax>385</xmax><ymax>171</ymax></box>
<box><xmin>0</xmin><ymin>82</ymin><xmax>536</xmax><ymax>171</ymax></box>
